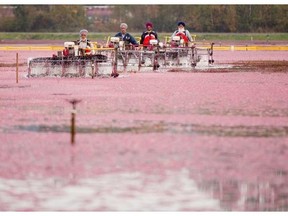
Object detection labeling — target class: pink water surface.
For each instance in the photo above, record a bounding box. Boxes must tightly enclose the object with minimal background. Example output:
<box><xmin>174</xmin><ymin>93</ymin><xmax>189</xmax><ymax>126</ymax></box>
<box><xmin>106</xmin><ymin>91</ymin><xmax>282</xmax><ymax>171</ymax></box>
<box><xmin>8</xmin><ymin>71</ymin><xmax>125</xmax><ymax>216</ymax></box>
<box><xmin>0</xmin><ymin>50</ymin><xmax>288</xmax><ymax>211</ymax></box>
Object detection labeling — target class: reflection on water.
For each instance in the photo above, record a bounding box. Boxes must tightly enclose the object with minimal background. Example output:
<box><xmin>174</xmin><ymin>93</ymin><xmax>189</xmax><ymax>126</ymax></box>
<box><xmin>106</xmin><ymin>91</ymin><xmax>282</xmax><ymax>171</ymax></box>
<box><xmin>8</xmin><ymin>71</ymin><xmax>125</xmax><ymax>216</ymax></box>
<box><xmin>1</xmin><ymin>167</ymin><xmax>287</xmax><ymax>211</ymax></box>
<box><xmin>0</xmin><ymin>169</ymin><xmax>221</xmax><ymax>211</ymax></box>
<box><xmin>197</xmin><ymin>179</ymin><xmax>288</xmax><ymax>211</ymax></box>
<box><xmin>1</xmin><ymin>119</ymin><xmax>287</xmax><ymax>211</ymax></box>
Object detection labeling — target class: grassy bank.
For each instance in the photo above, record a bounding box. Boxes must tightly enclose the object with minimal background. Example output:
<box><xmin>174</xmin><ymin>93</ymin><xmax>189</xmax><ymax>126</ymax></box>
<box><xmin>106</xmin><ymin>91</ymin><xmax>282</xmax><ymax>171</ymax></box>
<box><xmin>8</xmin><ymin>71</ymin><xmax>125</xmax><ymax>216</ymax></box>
<box><xmin>1</xmin><ymin>32</ymin><xmax>288</xmax><ymax>42</ymax></box>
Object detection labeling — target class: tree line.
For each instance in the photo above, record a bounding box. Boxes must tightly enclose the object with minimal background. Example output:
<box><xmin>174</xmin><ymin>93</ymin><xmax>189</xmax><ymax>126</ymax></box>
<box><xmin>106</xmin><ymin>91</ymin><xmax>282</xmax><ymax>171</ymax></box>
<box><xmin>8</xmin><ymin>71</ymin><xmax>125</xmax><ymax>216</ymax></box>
<box><xmin>0</xmin><ymin>5</ymin><xmax>287</xmax><ymax>33</ymax></box>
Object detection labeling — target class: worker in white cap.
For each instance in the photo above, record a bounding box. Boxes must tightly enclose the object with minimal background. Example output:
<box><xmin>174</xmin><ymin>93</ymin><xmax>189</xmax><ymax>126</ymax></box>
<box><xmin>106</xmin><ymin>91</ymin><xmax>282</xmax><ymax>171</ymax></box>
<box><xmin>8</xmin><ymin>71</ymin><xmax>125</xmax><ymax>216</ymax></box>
<box><xmin>75</xmin><ymin>29</ymin><xmax>95</xmax><ymax>55</ymax></box>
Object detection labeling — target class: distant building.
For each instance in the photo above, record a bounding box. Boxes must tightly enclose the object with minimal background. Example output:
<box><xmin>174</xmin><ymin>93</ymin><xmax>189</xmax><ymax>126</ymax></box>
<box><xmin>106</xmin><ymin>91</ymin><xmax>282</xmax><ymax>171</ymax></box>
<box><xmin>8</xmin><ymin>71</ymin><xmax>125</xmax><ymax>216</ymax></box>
<box><xmin>85</xmin><ymin>6</ymin><xmax>113</xmax><ymax>23</ymax></box>
<box><xmin>0</xmin><ymin>5</ymin><xmax>114</xmax><ymax>32</ymax></box>
<box><xmin>0</xmin><ymin>5</ymin><xmax>113</xmax><ymax>20</ymax></box>
<box><xmin>0</xmin><ymin>6</ymin><xmax>15</xmax><ymax>18</ymax></box>
<box><xmin>85</xmin><ymin>6</ymin><xmax>115</xmax><ymax>31</ymax></box>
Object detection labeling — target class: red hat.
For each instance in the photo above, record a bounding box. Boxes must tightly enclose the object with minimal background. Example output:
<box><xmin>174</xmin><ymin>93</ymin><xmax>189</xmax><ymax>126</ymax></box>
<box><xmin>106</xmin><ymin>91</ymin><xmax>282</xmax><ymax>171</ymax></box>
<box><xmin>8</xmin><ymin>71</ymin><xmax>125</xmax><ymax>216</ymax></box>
<box><xmin>146</xmin><ymin>22</ymin><xmax>153</xmax><ymax>28</ymax></box>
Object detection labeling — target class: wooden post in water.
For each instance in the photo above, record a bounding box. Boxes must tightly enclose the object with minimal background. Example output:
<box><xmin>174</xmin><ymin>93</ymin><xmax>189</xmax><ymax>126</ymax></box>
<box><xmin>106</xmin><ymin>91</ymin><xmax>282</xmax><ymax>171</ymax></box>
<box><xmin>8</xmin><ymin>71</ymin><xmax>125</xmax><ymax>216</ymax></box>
<box><xmin>71</xmin><ymin>110</ymin><xmax>76</xmax><ymax>144</ymax></box>
<box><xmin>16</xmin><ymin>53</ymin><xmax>19</xmax><ymax>83</ymax></box>
<box><xmin>67</xmin><ymin>99</ymin><xmax>82</xmax><ymax>145</ymax></box>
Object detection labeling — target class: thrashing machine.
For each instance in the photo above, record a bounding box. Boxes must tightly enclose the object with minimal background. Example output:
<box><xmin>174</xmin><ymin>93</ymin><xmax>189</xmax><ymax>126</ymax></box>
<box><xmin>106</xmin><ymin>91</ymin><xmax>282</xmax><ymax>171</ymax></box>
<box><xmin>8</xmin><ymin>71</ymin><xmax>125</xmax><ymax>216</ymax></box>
<box><xmin>27</xmin><ymin>41</ymin><xmax>116</xmax><ymax>78</ymax></box>
<box><xmin>109</xmin><ymin>36</ymin><xmax>214</xmax><ymax>73</ymax></box>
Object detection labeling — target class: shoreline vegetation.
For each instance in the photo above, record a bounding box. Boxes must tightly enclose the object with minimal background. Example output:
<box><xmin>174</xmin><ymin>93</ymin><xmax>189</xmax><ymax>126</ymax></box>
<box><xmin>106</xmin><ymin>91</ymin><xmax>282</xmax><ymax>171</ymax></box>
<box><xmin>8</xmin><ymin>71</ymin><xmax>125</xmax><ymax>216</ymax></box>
<box><xmin>1</xmin><ymin>32</ymin><xmax>288</xmax><ymax>42</ymax></box>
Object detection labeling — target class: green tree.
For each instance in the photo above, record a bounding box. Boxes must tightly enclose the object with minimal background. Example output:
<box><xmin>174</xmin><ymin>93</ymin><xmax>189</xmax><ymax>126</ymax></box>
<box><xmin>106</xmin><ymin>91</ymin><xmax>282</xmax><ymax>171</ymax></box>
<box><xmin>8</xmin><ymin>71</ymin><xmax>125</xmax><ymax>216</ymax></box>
<box><xmin>49</xmin><ymin>6</ymin><xmax>87</xmax><ymax>32</ymax></box>
<box><xmin>235</xmin><ymin>5</ymin><xmax>253</xmax><ymax>32</ymax></box>
<box><xmin>12</xmin><ymin>5</ymin><xmax>87</xmax><ymax>32</ymax></box>
<box><xmin>1</xmin><ymin>5</ymin><xmax>287</xmax><ymax>33</ymax></box>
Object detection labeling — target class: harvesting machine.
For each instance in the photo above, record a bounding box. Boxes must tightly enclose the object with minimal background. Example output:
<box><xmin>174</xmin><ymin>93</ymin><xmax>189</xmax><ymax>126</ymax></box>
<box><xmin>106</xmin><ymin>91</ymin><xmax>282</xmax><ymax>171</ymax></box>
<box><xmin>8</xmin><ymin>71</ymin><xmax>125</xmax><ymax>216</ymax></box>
<box><xmin>27</xmin><ymin>35</ymin><xmax>215</xmax><ymax>77</ymax></box>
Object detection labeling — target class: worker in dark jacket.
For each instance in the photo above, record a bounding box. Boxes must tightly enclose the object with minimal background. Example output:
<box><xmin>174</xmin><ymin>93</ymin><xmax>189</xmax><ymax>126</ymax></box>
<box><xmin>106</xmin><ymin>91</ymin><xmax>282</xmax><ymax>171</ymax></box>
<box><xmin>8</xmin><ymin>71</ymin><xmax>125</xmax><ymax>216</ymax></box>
<box><xmin>114</xmin><ymin>23</ymin><xmax>138</xmax><ymax>46</ymax></box>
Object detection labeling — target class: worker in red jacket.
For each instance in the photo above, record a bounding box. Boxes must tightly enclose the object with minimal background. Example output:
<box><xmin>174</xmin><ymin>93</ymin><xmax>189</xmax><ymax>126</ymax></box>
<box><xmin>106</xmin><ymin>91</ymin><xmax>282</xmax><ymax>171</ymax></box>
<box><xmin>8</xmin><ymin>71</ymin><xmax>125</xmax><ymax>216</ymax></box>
<box><xmin>171</xmin><ymin>21</ymin><xmax>193</xmax><ymax>46</ymax></box>
<box><xmin>140</xmin><ymin>22</ymin><xmax>158</xmax><ymax>48</ymax></box>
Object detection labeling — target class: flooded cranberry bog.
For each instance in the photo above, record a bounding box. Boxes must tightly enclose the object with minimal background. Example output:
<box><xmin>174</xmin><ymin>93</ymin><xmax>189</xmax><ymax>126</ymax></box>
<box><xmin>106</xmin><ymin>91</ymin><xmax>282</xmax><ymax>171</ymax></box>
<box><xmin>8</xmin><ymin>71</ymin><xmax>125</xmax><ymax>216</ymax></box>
<box><xmin>0</xmin><ymin>45</ymin><xmax>288</xmax><ymax>211</ymax></box>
